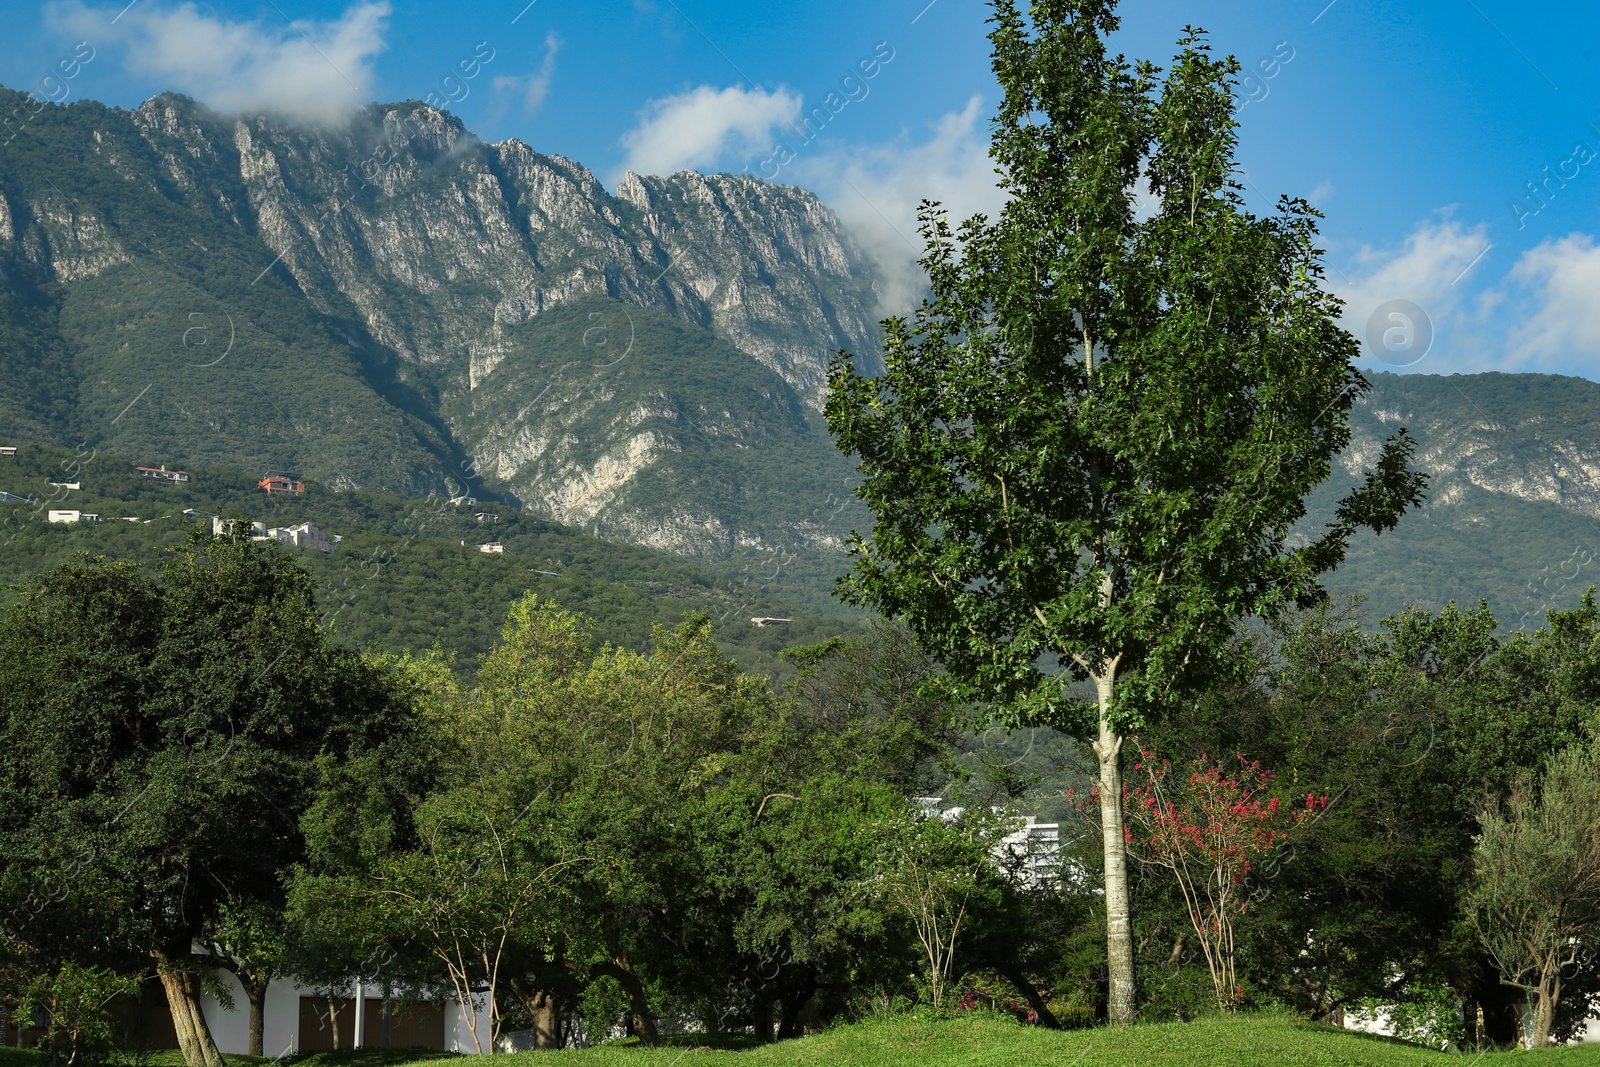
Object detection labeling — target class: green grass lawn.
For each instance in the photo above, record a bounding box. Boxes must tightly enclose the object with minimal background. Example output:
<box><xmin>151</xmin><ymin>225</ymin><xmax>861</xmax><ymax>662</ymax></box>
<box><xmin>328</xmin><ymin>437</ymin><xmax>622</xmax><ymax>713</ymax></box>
<box><xmin>495</xmin><ymin>1013</ymin><xmax>1600</xmax><ymax>1066</ymax></box>
<box><xmin>9</xmin><ymin>1014</ymin><xmax>1600</xmax><ymax>1067</ymax></box>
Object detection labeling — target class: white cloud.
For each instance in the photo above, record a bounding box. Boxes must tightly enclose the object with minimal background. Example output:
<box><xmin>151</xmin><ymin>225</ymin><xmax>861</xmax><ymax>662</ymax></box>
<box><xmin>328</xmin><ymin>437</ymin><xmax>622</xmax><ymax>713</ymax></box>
<box><xmin>617</xmin><ymin>84</ymin><xmax>801</xmax><ymax>179</ymax></box>
<box><xmin>45</xmin><ymin>0</ymin><xmax>389</xmax><ymax>124</ymax></box>
<box><xmin>1503</xmin><ymin>234</ymin><xmax>1600</xmax><ymax>368</ymax></box>
<box><xmin>790</xmin><ymin>96</ymin><xmax>1004</xmax><ymax>315</ymax></box>
<box><xmin>492</xmin><ymin>33</ymin><xmax>559</xmax><ymax>117</ymax></box>
<box><xmin>1329</xmin><ymin>216</ymin><xmax>1491</xmax><ymax>370</ymax></box>
<box><xmin>1308</xmin><ymin>180</ymin><xmax>1336</xmax><ymax>208</ymax></box>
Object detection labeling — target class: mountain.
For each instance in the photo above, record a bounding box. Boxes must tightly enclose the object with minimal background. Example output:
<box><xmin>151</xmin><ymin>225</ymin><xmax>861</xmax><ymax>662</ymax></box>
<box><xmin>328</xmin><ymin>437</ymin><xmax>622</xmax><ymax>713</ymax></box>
<box><xmin>0</xmin><ymin>86</ymin><xmax>878</xmax><ymax>601</ymax></box>
<box><xmin>442</xmin><ymin>293</ymin><xmax>862</xmax><ymax>562</ymax></box>
<box><xmin>1316</xmin><ymin>372</ymin><xmax>1600</xmax><ymax>626</ymax></box>
<box><xmin>6</xmin><ymin>84</ymin><xmax>1600</xmax><ymax>630</ymax></box>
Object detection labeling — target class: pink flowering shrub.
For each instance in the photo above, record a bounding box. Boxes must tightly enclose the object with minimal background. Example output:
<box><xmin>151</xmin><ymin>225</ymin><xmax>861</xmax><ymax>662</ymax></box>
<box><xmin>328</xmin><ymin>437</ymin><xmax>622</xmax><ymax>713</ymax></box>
<box><xmin>1078</xmin><ymin>750</ymin><xmax>1326</xmax><ymax>1012</ymax></box>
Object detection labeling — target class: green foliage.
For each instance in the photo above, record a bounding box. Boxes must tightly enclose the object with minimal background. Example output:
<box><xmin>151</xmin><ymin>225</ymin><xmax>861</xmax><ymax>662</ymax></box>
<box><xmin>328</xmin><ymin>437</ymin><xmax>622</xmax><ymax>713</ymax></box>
<box><xmin>0</xmin><ymin>443</ymin><xmax>860</xmax><ymax>680</ymax></box>
<box><xmin>824</xmin><ymin>0</ymin><xmax>1424</xmax><ymax>1027</ymax></box>
<box><xmin>1128</xmin><ymin>594</ymin><xmax>1600</xmax><ymax>1044</ymax></box>
<box><xmin>0</xmin><ymin>530</ymin><xmax>428</xmax><ymax>1067</ymax></box>
<box><xmin>863</xmin><ymin>807</ymin><xmax>1012</xmax><ymax>1008</ymax></box>
<box><xmin>1467</xmin><ymin>738</ymin><xmax>1600</xmax><ymax>1047</ymax></box>
<box><xmin>9</xmin><ymin>963</ymin><xmax>140</xmax><ymax>1067</ymax></box>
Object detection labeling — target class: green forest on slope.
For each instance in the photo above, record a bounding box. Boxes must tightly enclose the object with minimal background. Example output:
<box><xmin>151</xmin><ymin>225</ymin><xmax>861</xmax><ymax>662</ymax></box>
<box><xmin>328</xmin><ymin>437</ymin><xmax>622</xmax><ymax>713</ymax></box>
<box><xmin>0</xmin><ymin>443</ymin><xmax>862</xmax><ymax>679</ymax></box>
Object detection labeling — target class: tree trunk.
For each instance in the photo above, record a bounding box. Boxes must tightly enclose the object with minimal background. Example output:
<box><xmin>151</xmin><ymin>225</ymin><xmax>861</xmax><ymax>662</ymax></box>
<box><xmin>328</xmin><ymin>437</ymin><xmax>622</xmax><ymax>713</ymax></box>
<box><xmin>776</xmin><ymin>981</ymin><xmax>815</xmax><ymax>1040</ymax></box>
<box><xmin>509</xmin><ymin>977</ymin><xmax>562</xmax><ymax>1049</ymax></box>
<box><xmin>998</xmin><ymin>961</ymin><xmax>1061</xmax><ymax>1029</ymax></box>
<box><xmin>244</xmin><ymin>976</ymin><xmax>269</xmax><ymax>1058</ymax></box>
<box><xmin>753</xmin><ymin>999</ymin><xmax>775</xmax><ymax>1044</ymax></box>
<box><xmin>153</xmin><ymin>952</ymin><xmax>226</xmax><ymax>1067</ymax></box>
<box><xmin>590</xmin><ymin>959</ymin><xmax>658</xmax><ymax>1047</ymax></box>
<box><xmin>324</xmin><ymin>995</ymin><xmax>340</xmax><ymax>1050</ymax></box>
<box><xmin>1093</xmin><ymin>691</ymin><xmax>1138</xmax><ymax>1025</ymax></box>
<box><xmin>1532</xmin><ymin>963</ymin><xmax>1561</xmax><ymax>1049</ymax></box>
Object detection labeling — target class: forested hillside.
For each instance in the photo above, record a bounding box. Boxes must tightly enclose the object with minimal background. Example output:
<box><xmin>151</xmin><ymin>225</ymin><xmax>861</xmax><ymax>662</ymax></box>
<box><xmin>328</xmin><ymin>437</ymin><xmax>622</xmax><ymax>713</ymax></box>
<box><xmin>0</xmin><ymin>444</ymin><xmax>859</xmax><ymax>677</ymax></box>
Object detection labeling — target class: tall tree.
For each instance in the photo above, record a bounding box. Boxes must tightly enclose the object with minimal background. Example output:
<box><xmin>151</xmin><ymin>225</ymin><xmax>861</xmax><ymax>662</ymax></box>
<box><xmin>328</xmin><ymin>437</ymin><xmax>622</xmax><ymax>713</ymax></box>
<box><xmin>825</xmin><ymin>1</ymin><xmax>1425</xmax><ymax>1022</ymax></box>
<box><xmin>0</xmin><ymin>531</ymin><xmax>425</xmax><ymax>1066</ymax></box>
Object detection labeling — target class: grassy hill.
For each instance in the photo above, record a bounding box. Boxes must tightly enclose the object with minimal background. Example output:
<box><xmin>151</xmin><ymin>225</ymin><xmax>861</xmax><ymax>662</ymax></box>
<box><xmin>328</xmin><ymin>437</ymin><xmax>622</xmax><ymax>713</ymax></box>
<box><xmin>0</xmin><ymin>1013</ymin><xmax>1588</xmax><ymax>1067</ymax></box>
<box><xmin>492</xmin><ymin>1013</ymin><xmax>1600</xmax><ymax>1065</ymax></box>
<box><xmin>0</xmin><ymin>443</ymin><xmax>862</xmax><ymax>680</ymax></box>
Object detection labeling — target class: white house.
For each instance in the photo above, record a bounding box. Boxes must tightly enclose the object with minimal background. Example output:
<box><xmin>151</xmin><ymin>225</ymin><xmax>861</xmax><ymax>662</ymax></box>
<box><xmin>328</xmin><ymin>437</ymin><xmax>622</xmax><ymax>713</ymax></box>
<box><xmin>47</xmin><ymin>510</ymin><xmax>98</xmax><ymax>524</ymax></box>
<box><xmin>148</xmin><ymin>972</ymin><xmax>491</xmax><ymax>1057</ymax></box>
<box><xmin>270</xmin><ymin>522</ymin><xmax>337</xmax><ymax>553</ymax></box>
<box><xmin>913</xmin><ymin>798</ymin><xmax>1068</xmax><ymax>891</ymax></box>
<box><xmin>209</xmin><ymin>516</ymin><xmax>268</xmax><ymax>538</ymax></box>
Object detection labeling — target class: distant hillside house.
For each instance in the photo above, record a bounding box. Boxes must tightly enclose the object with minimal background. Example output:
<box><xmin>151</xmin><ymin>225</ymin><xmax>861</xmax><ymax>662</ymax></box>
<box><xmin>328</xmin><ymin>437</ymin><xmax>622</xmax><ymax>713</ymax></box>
<box><xmin>479</xmin><ymin>542</ymin><xmax>506</xmax><ymax>554</ymax></box>
<box><xmin>208</xmin><ymin>516</ymin><xmax>268</xmax><ymax>539</ymax></box>
<box><xmin>0</xmin><ymin>447</ymin><xmax>15</xmax><ymax>457</ymax></box>
<box><xmin>137</xmin><ymin>465</ymin><xmax>191</xmax><ymax>484</ymax></box>
<box><xmin>750</xmin><ymin>617</ymin><xmax>792</xmax><ymax>627</ymax></box>
<box><xmin>271</xmin><ymin>522</ymin><xmax>337</xmax><ymax>554</ymax></box>
<box><xmin>450</xmin><ymin>495</ymin><xmax>477</xmax><ymax>507</ymax></box>
<box><xmin>48</xmin><ymin>510</ymin><xmax>98</xmax><ymax>524</ymax></box>
<box><xmin>47</xmin><ymin>481</ymin><xmax>80</xmax><ymax>490</ymax></box>
<box><xmin>258</xmin><ymin>473</ymin><xmax>305</xmax><ymax>494</ymax></box>
<box><xmin>474</xmin><ymin>512</ymin><xmax>498</xmax><ymax>523</ymax></box>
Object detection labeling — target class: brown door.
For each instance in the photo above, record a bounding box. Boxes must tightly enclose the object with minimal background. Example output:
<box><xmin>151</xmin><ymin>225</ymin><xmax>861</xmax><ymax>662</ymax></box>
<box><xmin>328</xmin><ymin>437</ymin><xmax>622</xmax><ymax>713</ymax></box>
<box><xmin>299</xmin><ymin>996</ymin><xmax>445</xmax><ymax>1052</ymax></box>
<box><xmin>380</xmin><ymin>1000</ymin><xmax>446</xmax><ymax>1050</ymax></box>
<box><xmin>297</xmin><ymin>996</ymin><xmax>355</xmax><ymax>1052</ymax></box>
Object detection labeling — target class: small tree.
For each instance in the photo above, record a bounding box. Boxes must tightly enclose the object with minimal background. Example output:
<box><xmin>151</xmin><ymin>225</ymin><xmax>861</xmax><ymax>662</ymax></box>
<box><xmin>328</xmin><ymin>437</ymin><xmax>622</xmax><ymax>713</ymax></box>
<box><xmin>1119</xmin><ymin>751</ymin><xmax>1323</xmax><ymax>1011</ymax></box>
<box><xmin>1467</xmin><ymin>740</ymin><xmax>1600</xmax><ymax>1048</ymax></box>
<box><xmin>14</xmin><ymin>963</ymin><xmax>139</xmax><ymax>1067</ymax></box>
<box><xmin>201</xmin><ymin>899</ymin><xmax>289</xmax><ymax>1057</ymax></box>
<box><xmin>867</xmin><ymin>806</ymin><xmax>1009</xmax><ymax>1008</ymax></box>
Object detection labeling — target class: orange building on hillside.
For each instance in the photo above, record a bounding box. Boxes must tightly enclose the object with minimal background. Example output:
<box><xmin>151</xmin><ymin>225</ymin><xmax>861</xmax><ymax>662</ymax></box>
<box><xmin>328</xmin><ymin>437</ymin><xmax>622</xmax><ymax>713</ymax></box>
<box><xmin>258</xmin><ymin>472</ymin><xmax>305</xmax><ymax>494</ymax></box>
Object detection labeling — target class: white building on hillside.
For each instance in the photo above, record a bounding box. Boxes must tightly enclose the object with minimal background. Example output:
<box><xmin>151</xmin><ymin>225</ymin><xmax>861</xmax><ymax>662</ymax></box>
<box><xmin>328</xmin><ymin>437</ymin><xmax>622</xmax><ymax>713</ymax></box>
<box><xmin>270</xmin><ymin>521</ymin><xmax>337</xmax><ymax>553</ymax></box>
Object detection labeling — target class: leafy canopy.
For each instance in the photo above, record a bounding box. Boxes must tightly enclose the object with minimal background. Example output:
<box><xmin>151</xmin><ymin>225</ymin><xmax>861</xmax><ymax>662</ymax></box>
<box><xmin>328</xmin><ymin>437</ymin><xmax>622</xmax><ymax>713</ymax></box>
<box><xmin>825</xmin><ymin>0</ymin><xmax>1426</xmax><ymax>733</ymax></box>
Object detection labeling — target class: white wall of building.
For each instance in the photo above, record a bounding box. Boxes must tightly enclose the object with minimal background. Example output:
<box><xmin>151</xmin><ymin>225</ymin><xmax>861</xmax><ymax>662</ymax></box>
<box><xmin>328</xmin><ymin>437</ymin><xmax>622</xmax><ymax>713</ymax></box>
<box><xmin>447</xmin><ymin>994</ymin><xmax>492</xmax><ymax>1054</ymax></box>
<box><xmin>191</xmin><ymin>973</ymin><xmax>492</xmax><ymax>1056</ymax></box>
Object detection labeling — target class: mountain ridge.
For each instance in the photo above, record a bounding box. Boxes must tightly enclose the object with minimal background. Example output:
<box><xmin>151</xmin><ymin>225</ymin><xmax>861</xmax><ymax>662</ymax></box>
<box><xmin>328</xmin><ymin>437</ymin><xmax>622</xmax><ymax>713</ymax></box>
<box><xmin>5</xmin><ymin>84</ymin><xmax>1600</xmax><ymax>625</ymax></box>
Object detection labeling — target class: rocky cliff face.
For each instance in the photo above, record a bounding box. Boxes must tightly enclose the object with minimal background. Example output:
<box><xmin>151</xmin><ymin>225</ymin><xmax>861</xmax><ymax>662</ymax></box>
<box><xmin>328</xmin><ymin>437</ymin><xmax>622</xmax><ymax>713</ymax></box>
<box><xmin>0</xmin><ymin>86</ymin><xmax>878</xmax><ymax>572</ymax></box>
<box><xmin>1347</xmin><ymin>373</ymin><xmax>1600</xmax><ymax>519</ymax></box>
<box><xmin>119</xmin><ymin>95</ymin><xmax>881</xmax><ymax>403</ymax></box>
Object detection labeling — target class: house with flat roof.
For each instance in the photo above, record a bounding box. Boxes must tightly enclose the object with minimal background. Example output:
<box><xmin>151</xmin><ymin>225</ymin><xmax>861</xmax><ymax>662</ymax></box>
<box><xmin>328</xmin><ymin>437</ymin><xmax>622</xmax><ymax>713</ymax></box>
<box><xmin>47</xmin><ymin>511</ymin><xmax>99</xmax><ymax>524</ymax></box>
<box><xmin>137</xmin><ymin>465</ymin><xmax>191</xmax><ymax>484</ymax></box>
<box><xmin>98</xmin><ymin>971</ymin><xmax>490</xmax><ymax>1058</ymax></box>
<box><xmin>270</xmin><ymin>522</ymin><xmax>336</xmax><ymax>553</ymax></box>
<box><xmin>258</xmin><ymin>473</ymin><xmax>305</xmax><ymax>494</ymax></box>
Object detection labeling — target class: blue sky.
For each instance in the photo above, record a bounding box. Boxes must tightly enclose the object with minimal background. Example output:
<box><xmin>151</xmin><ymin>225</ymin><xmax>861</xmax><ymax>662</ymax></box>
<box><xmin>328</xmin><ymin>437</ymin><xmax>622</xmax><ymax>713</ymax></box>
<box><xmin>2</xmin><ymin>0</ymin><xmax>1599</xmax><ymax>381</ymax></box>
